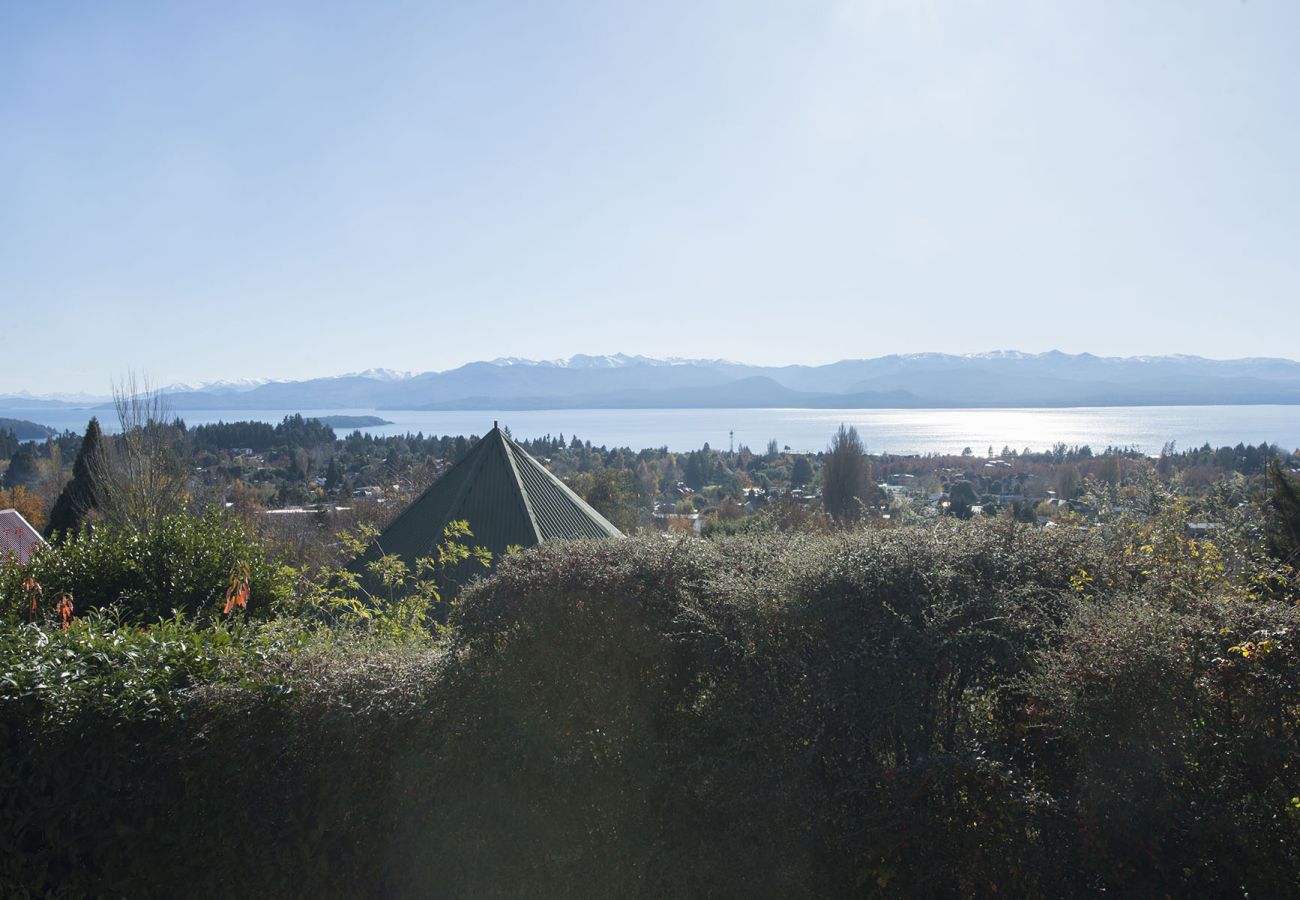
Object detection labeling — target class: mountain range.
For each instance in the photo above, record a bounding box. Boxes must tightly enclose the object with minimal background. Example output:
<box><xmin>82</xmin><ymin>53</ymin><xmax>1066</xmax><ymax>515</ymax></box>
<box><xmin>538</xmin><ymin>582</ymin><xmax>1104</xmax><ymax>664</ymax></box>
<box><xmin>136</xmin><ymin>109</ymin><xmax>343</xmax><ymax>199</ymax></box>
<box><xmin>5</xmin><ymin>352</ymin><xmax>1300</xmax><ymax>412</ymax></box>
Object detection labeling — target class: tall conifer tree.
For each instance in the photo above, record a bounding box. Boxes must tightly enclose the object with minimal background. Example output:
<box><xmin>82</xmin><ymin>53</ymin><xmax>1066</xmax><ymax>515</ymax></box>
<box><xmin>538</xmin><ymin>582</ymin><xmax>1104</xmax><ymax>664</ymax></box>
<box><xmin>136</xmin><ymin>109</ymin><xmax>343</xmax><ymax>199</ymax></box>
<box><xmin>1266</xmin><ymin>460</ymin><xmax>1300</xmax><ymax>567</ymax></box>
<box><xmin>822</xmin><ymin>424</ymin><xmax>872</xmax><ymax>523</ymax></box>
<box><xmin>46</xmin><ymin>417</ymin><xmax>103</xmax><ymax>537</ymax></box>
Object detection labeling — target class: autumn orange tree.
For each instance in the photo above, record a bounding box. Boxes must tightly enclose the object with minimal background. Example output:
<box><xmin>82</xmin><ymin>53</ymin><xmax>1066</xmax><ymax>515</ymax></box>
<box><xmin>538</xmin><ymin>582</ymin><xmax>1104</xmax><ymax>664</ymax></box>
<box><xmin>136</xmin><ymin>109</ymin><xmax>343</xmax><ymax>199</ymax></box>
<box><xmin>0</xmin><ymin>485</ymin><xmax>47</xmax><ymax>532</ymax></box>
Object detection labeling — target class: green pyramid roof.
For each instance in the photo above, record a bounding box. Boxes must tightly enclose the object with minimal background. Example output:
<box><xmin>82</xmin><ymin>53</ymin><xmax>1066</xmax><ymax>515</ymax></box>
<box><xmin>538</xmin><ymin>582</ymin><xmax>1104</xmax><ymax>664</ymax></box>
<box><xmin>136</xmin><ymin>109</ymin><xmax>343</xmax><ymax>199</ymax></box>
<box><xmin>355</xmin><ymin>425</ymin><xmax>622</xmax><ymax>576</ymax></box>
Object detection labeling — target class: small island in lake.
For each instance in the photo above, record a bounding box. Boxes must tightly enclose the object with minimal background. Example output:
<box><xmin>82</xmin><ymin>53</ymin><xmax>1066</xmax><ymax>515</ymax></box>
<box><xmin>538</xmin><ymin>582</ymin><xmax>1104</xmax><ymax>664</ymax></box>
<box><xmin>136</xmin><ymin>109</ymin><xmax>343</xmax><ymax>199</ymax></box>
<box><xmin>315</xmin><ymin>415</ymin><xmax>393</xmax><ymax>428</ymax></box>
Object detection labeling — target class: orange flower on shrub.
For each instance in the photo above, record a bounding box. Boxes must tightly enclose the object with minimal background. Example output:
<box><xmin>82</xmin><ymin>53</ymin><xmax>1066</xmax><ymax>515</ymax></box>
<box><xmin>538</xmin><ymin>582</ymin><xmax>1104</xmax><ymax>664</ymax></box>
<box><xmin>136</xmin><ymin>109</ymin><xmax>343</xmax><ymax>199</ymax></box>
<box><xmin>24</xmin><ymin>575</ymin><xmax>41</xmax><ymax>621</ymax></box>
<box><xmin>223</xmin><ymin>563</ymin><xmax>251</xmax><ymax>615</ymax></box>
<box><xmin>56</xmin><ymin>593</ymin><xmax>74</xmax><ymax>630</ymax></box>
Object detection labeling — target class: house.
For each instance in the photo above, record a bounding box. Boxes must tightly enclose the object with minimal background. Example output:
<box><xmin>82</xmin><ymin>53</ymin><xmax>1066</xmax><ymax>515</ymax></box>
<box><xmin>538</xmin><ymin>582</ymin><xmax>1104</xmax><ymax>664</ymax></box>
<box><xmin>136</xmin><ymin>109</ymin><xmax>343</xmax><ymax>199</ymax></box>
<box><xmin>351</xmin><ymin>423</ymin><xmax>622</xmax><ymax>588</ymax></box>
<box><xmin>0</xmin><ymin>508</ymin><xmax>45</xmax><ymax>564</ymax></box>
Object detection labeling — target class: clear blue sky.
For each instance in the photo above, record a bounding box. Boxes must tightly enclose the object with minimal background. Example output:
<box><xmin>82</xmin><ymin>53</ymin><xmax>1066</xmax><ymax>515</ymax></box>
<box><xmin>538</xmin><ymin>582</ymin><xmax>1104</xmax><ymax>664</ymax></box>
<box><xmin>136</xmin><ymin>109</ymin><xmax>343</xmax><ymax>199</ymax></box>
<box><xmin>2</xmin><ymin>1</ymin><xmax>1297</xmax><ymax>394</ymax></box>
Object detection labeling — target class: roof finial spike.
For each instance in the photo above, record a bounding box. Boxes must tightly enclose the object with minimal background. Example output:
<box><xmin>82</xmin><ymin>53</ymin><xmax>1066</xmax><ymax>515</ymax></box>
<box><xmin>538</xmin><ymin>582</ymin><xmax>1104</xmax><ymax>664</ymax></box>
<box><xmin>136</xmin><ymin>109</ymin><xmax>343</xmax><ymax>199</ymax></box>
<box><xmin>494</xmin><ymin>420</ymin><xmax>499</xmax><ymax>431</ymax></box>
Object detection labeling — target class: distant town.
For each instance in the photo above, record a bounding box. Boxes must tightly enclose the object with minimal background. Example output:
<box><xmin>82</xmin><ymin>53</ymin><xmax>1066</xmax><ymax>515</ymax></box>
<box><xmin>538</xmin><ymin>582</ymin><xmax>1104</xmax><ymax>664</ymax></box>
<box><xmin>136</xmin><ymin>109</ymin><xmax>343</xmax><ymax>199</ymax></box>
<box><xmin>3</xmin><ymin>408</ymin><xmax>1294</xmax><ymax>572</ymax></box>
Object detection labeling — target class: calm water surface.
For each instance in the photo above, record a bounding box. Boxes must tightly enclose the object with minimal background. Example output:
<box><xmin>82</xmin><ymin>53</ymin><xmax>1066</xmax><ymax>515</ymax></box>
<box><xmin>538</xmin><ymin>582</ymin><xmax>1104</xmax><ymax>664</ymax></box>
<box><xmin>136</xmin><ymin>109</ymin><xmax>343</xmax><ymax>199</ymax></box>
<box><xmin>7</xmin><ymin>405</ymin><xmax>1299</xmax><ymax>456</ymax></box>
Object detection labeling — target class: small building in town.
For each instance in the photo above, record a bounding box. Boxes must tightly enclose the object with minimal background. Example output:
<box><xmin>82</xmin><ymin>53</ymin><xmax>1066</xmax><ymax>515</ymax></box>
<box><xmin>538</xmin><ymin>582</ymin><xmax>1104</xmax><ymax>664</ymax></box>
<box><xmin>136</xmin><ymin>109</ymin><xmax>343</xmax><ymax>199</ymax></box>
<box><xmin>352</xmin><ymin>423</ymin><xmax>622</xmax><ymax>587</ymax></box>
<box><xmin>0</xmin><ymin>508</ymin><xmax>45</xmax><ymax>565</ymax></box>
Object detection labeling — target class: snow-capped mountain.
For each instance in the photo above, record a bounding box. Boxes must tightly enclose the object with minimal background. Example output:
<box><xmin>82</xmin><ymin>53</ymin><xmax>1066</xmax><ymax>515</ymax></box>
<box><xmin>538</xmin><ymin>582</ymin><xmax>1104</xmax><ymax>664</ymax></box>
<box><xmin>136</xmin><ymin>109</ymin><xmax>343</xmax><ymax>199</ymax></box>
<box><xmin>161</xmin><ymin>377</ymin><xmax>273</xmax><ymax>394</ymax></box>
<box><xmin>487</xmin><ymin>353</ymin><xmax>740</xmax><ymax>369</ymax></box>
<box><xmin>5</xmin><ymin>352</ymin><xmax>1300</xmax><ymax>412</ymax></box>
<box><xmin>0</xmin><ymin>389</ymin><xmax>111</xmax><ymax>404</ymax></box>
<box><xmin>335</xmin><ymin>368</ymin><xmax>412</xmax><ymax>381</ymax></box>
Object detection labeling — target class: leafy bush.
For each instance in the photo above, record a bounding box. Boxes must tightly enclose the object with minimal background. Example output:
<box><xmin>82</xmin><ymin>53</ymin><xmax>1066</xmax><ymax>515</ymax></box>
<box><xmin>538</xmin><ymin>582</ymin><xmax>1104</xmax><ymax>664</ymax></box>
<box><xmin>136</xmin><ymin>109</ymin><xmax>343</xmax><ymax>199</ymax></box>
<box><xmin>1020</xmin><ymin>592</ymin><xmax>1300</xmax><ymax>895</ymax></box>
<box><xmin>446</xmin><ymin>525</ymin><xmax>1096</xmax><ymax>896</ymax></box>
<box><xmin>0</xmin><ymin>612</ymin><xmax>424</xmax><ymax>898</ymax></box>
<box><xmin>1</xmin><ymin>522</ymin><xmax>1297</xmax><ymax>897</ymax></box>
<box><xmin>0</xmin><ymin>512</ymin><xmax>297</xmax><ymax>626</ymax></box>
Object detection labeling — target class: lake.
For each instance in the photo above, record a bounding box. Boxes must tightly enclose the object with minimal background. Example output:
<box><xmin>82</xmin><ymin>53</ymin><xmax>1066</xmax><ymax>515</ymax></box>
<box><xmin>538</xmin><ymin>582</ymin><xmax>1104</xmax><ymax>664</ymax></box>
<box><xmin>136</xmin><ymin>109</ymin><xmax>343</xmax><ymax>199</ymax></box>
<box><xmin>6</xmin><ymin>405</ymin><xmax>1299</xmax><ymax>456</ymax></box>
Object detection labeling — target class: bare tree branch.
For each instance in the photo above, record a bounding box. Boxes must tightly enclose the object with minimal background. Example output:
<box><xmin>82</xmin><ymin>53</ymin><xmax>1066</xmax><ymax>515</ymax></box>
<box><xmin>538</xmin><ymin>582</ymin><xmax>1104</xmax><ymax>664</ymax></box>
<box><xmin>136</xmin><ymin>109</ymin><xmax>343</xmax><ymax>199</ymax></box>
<box><xmin>89</xmin><ymin>372</ymin><xmax>189</xmax><ymax>533</ymax></box>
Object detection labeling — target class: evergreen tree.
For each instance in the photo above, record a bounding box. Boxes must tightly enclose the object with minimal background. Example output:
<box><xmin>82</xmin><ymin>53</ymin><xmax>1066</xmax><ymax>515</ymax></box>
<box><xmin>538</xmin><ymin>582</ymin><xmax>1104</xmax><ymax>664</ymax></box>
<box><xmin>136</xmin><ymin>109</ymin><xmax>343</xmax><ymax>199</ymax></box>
<box><xmin>325</xmin><ymin>457</ymin><xmax>343</xmax><ymax>492</ymax></box>
<box><xmin>1266</xmin><ymin>460</ymin><xmax>1300</xmax><ymax>567</ymax></box>
<box><xmin>822</xmin><ymin>424</ymin><xmax>872</xmax><ymax>523</ymax></box>
<box><xmin>948</xmin><ymin>481</ymin><xmax>978</xmax><ymax>519</ymax></box>
<box><xmin>790</xmin><ymin>455</ymin><xmax>813</xmax><ymax>488</ymax></box>
<box><xmin>3</xmin><ymin>442</ymin><xmax>41</xmax><ymax>489</ymax></box>
<box><xmin>684</xmin><ymin>451</ymin><xmax>705</xmax><ymax>491</ymax></box>
<box><xmin>46</xmin><ymin>418</ymin><xmax>103</xmax><ymax>537</ymax></box>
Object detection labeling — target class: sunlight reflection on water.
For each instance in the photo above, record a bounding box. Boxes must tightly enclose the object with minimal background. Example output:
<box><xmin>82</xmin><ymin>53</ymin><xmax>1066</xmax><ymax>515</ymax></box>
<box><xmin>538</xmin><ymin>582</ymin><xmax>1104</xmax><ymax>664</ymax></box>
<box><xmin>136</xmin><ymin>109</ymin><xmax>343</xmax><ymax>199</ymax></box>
<box><xmin>9</xmin><ymin>405</ymin><xmax>1298</xmax><ymax>456</ymax></box>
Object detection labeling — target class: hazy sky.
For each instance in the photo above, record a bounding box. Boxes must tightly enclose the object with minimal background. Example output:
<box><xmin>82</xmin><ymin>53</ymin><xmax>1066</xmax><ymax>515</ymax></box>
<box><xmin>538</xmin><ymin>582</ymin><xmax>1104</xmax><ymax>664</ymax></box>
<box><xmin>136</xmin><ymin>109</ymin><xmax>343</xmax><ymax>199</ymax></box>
<box><xmin>2</xmin><ymin>1</ymin><xmax>1297</xmax><ymax>394</ymax></box>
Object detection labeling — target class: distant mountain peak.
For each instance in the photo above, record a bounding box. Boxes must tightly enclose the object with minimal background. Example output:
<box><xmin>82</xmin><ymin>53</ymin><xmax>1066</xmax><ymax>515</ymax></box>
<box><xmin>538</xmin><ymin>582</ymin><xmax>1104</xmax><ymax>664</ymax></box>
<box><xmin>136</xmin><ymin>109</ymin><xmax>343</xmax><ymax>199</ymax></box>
<box><xmin>6</xmin><ymin>351</ymin><xmax>1300</xmax><ymax>412</ymax></box>
<box><xmin>162</xmin><ymin>377</ymin><xmax>272</xmax><ymax>394</ymax></box>
<box><xmin>337</xmin><ymin>368</ymin><xmax>412</xmax><ymax>381</ymax></box>
<box><xmin>965</xmin><ymin>350</ymin><xmax>1036</xmax><ymax>361</ymax></box>
<box><xmin>0</xmin><ymin>389</ymin><xmax>111</xmax><ymax>404</ymax></box>
<box><xmin>487</xmin><ymin>353</ymin><xmax>743</xmax><ymax>369</ymax></box>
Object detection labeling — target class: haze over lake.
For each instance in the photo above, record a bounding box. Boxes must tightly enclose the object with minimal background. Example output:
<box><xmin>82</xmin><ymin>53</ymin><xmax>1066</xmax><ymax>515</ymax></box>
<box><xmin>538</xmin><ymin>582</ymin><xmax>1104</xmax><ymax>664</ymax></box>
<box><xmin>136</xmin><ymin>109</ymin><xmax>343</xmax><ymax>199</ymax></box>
<box><xmin>8</xmin><ymin>405</ymin><xmax>1298</xmax><ymax>456</ymax></box>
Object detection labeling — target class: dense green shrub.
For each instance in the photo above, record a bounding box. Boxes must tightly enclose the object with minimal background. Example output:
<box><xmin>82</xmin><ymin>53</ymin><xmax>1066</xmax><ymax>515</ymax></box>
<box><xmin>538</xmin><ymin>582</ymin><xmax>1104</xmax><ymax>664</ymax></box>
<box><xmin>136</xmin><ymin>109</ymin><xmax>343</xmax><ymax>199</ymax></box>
<box><xmin>444</xmin><ymin>525</ymin><xmax>1099</xmax><ymax>896</ymax></box>
<box><xmin>1019</xmin><ymin>592</ymin><xmax>1300</xmax><ymax>895</ymax></box>
<box><xmin>1</xmin><ymin>523</ymin><xmax>1297</xmax><ymax>897</ymax></box>
<box><xmin>0</xmin><ymin>613</ymin><xmax>427</xmax><ymax>898</ymax></box>
<box><xmin>0</xmin><ymin>512</ymin><xmax>297</xmax><ymax>625</ymax></box>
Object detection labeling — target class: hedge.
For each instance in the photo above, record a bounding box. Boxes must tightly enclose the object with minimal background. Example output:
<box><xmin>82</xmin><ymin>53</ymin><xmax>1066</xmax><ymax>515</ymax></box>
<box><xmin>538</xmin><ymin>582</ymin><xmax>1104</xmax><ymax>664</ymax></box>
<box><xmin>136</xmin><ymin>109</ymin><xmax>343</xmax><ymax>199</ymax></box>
<box><xmin>2</xmin><ymin>524</ymin><xmax>1297</xmax><ymax>897</ymax></box>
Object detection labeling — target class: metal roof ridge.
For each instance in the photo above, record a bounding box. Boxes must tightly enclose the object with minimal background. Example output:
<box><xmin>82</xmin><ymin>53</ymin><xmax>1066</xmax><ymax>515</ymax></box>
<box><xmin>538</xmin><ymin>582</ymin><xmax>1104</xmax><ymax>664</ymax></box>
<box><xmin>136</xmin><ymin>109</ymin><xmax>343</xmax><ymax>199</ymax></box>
<box><xmin>506</xmin><ymin>437</ymin><xmax>624</xmax><ymax>538</ymax></box>
<box><xmin>499</xmin><ymin>428</ymin><xmax>543</xmax><ymax>544</ymax></box>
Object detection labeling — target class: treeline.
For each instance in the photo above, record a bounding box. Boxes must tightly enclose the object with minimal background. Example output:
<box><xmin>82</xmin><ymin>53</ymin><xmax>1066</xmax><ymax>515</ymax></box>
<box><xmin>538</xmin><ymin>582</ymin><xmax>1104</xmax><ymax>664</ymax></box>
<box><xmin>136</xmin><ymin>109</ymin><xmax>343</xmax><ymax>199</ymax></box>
<box><xmin>189</xmin><ymin>414</ymin><xmax>337</xmax><ymax>451</ymax></box>
<box><xmin>5</xmin><ymin>412</ymin><xmax>1299</xmax><ymax>563</ymax></box>
<box><xmin>1159</xmin><ymin>439</ymin><xmax>1287</xmax><ymax>475</ymax></box>
<box><xmin>1002</xmin><ymin>441</ymin><xmax>1144</xmax><ymax>463</ymax></box>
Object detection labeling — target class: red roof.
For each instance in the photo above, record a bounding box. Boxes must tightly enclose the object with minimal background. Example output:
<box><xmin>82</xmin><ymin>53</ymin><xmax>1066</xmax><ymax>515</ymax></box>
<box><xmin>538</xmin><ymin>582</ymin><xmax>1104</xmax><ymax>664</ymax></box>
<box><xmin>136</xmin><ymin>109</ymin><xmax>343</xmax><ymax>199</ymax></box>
<box><xmin>0</xmin><ymin>509</ymin><xmax>44</xmax><ymax>565</ymax></box>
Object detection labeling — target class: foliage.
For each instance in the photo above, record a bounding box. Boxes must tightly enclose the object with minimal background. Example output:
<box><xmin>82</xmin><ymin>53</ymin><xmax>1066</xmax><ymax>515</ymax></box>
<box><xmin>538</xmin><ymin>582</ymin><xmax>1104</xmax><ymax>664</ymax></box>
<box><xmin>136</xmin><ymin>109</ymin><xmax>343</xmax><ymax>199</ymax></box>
<box><xmin>191</xmin><ymin>414</ymin><xmax>337</xmax><ymax>452</ymax></box>
<box><xmin>790</xmin><ymin>453</ymin><xmax>813</xmax><ymax>487</ymax></box>
<box><xmin>572</xmin><ymin>468</ymin><xmax>641</xmax><ymax>533</ymax></box>
<box><xmin>0</xmin><ymin>612</ymin><xmax>383</xmax><ymax>897</ymax></box>
<box><xmin>89</xmin><ymin>374</ymin><xmax>190</xmax><ymax>534</ymax></box>
<box><xmin>1266</xmin><ymin>460</ymin><xmax>1300</xmax><ymax>567</ymax></box>
<box><xmin>1</xmin><ymin>517</ymin><xmax>1298</xmax><ymax>897</ymax></box>
<box><xmin>2</xmin><ymin>442</ymin><xmax>42</xmax><ymax>489</ymax></box>
<box><xmin>0</xmin><ymin>511</ymin><xmax>296</xmax><ymax>626</ymax></box>
<box><xmin>0</xmin><ymin>418</ymin><xmax>54</xmax><ymax>442</ymax></box>
<box><xmin>46</xmin><ymin>416</ymin><xmax>103</xmax><ymax>538</ymax></box>
<box><xmin>331</xmin><ymin>520</ymin><xmax>493</xmax><ymax>639</ymax></box>
<box><xmin>822</xmin><ymin>423</ymin><xmax>872</xmax><ymax>522</ymax></box>
<box><xmin>947</xmin><ymin>479</ymin><xmax>978</xmax><ymax>518</ymax></box>
<box><xmin>0</xmin><ymin>485</ymin><xmax>47</xmax><ymax>533</ymax></box>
